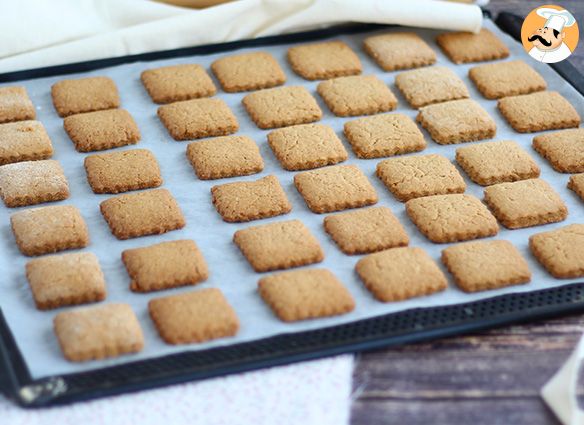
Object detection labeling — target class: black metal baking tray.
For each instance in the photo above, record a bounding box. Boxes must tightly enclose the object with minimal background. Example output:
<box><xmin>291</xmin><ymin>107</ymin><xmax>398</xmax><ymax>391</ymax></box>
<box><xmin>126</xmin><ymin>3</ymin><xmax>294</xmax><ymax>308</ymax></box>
<box><xmin>1</xmin><ymin>17</ymin><xmax>583</xmax><ymax>408</ymax></box>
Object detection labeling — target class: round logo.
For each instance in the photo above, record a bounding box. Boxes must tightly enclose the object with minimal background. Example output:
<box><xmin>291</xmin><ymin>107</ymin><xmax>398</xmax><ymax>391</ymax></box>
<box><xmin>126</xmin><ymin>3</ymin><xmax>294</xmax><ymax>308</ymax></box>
<box><xmin>521</xmin><ymin>4</ymin><xmax>579</xmax><ymax>63</ymax></box>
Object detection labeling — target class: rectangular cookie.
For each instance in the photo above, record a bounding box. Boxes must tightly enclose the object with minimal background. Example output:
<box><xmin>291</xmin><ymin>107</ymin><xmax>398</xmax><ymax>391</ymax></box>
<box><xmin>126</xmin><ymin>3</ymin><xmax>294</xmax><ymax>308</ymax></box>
<box><xmin>356</xmin><ymin>247</ymin><xmax>447</xmax><ymax>302</ymax></box>
<box><xmin>442</xmin><ymin>240</ymin><xmax>531</xmax><ymax>293</ymax></box>
<box><xmin>186</xmin><ymin>135</ymin><xmax>264</xmax><ymax>179</ymax></box>
<box><xmin>343</xmin><ymin>113</ymin><xmax>426</xmax><ymax>159</ymax></box>
<box><xmin>258</xmin><ymin>269</ymin><xmax>355</xmax><ymax>322</ymax></box>
<box><xmin>242</xmin><ymin>86</ymin><xmax>322</xmax><ymax>129</ymax></box>
<box><xmin>64</xmin><ymin>109</ymin><xmax>141</xmax><ymax>152</ymax></box>
<box><xmin>529</xmin><ymin>224</ymin><xmax>584</xmax><ymax>278</ymax></box>
<box><xmin>0</xmin><ymin>121</ymin><xmax>53</xmax><ymax>165</ymax></box>
<box><xmin>267</xmin><ymin>123</ymin><xmax>347</xmax><ymax>171</ymax></box>
<box><xmin>294</xmin><ymin>165</ymin><xmax>377</xmax><ymax>213</ymax></box>
<box><xmin>149</xmin><ymin>288</ymin><xmax>239</xmax><ymax>344</ymax></box>
<box><xmin>84</xmin><ymin>149</ymin><xmax>162</xmax><ymax>194</ymax></box>
<box><xmin>11</xmin><ymin>205</ymin><xmax>89</xmax><ymax>256</ymax></box>
<box><xmin>498</xmin><ymin>91</ymin><xmax>580</xmax><ymax>133</ymax></box>
<box><xmin>122</xmin><ymin>240</ymin><xmax>208</xmax><ymax>292</ymax></box>
<box><xmin>54</xmin><ymin>303</ymin><xmax>143</xmax><ymax>362</ymax></box>
<box><xmin>417</xmin><ymin>99</ymin><xmax>496</xmax><ymax>144</ymax></box>
<box><xmin>317</xmin><ymin>75</ymin><xmax>397</xmax><ymax>117</ymax></box>
<box><xmin>469</xmin><ymin>60</ymin><xmax>546</xmax><ymax>99</ymax></box>
<box><xmin>211</xmin><ymin>52</ymin><xmax>286</xmax><ymax>92</ymax></box>
<box><xmin>436</xmin><ymin>28</ymin><xmax>510</xmax><ymax>64</ymax></box>
<box><xmin>568</xmin><ymin>174</ymin><xmax>584</xmax><ymax>201</ymax></box>
<box><xmin>100</xmin><ymin>189</ymin><xmax>186</xmax><ymax>240</ymax></box>
<box><xmin>0</xmin><ymin>86</ymin><xmax>35</xmax><ymax>123</ymax></box>
<box><xmin>324</xmin><ymin>207</ymin><xmax>408</xmax><ymax>255</ymax></box>
<box><xmin>363</xmin><ymin>32</ymin><xmax>436</xmax><ymax>71</ymax></box>
<box><xmin>395</xmin><ymin>66</ymin><xmax>469</xmax><ymax>108</ymax></box>
<box><xmin>26</xmin><ymin>252</ymin><xmax>106</xmax><ymax>310</ymax></box>
<box><xmin>158</xmin><ymin>98</ymin><xmax>238</xmax><ymax>141</ymax></box>
<box><xmin>51</xmin><ymin>76</ymin><xmax>120</xmax><ymax>117</ymax></box>
<box><xmin>483</xmin><ymin>178</ymin><xmax>568</xmax><ymax>229</ymax></box>
<box><xmin>287</xmin><ymin>41</ymin><xmax>362</xmax><ymax>80</ymax></box>
<box><xmin>533</xmin><ymin>128</ymin><xmax>584</xmax><ymax>173</ymax></box>
<box><xmin>455</xmin><ymin>140</ymin><xmax>540</xmax><ymax>186</ymax></box>
<box><xmin>233</xmin><ymin>219</ymin><xmax>324</xmax><ymax>272</ymax></box>
<box><xmin>211</xmin><ymin>175</ymin><xmax>291</xmax><ymax>223</ymax></box>
<box><xmin>0</xmin><ymin>159</ymin><xmax>69</xmax><ymax>207</ymax></box>
<box><xmin>376</xmin><ymin>154</ymin><xmax>466</xmax><ymax>202</ymax></box>
<box><xmin>141</xmin><ymin>63</ymin><xmax>216</xmax><ymax>104</ymax></box>
<box><xmin>406</xmin><ymin>194</ymin><xmax>499</xmax><ymax>243</ymax></box>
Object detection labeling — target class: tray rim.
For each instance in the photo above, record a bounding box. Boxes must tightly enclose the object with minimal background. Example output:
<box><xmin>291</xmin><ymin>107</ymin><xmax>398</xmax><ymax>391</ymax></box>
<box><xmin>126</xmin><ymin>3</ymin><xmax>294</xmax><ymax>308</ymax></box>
<box><xmin>1</xmin><ymin>18</ymin><xmax>583</xmax><ymax>408</ymax></box>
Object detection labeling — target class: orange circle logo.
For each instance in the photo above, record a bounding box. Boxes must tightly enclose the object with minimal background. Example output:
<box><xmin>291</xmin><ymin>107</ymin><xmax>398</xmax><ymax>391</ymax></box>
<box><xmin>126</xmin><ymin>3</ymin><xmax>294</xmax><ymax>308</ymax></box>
<box><xmin>521</xmin><ymin>4</ymin><xmax>579</xmax><ymax>63</ymax></box>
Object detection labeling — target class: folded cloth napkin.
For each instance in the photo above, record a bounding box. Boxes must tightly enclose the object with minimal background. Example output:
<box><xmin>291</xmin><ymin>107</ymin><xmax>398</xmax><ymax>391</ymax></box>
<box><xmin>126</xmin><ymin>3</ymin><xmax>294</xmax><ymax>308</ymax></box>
<box><xmin>542</xmin><ymin>335</ymin><xmax>584</xmax><ymax>425</ymax></box>
<box><xmin>1</xmin><ymin>355</ymin><xmax>354</xmax><ymax>425</ymax></box>
<box><xmin>0</xmin><ymin>0</ymin><xmax>482</xmax><ymax>72</ymax></box>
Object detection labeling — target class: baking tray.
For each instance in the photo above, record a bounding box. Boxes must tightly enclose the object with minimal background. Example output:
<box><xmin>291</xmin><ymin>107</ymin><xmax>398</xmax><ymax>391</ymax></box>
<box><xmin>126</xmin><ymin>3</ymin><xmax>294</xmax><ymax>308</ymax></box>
<box><xmin>0</xmin><ymin>15</ymin><xmax>583</xmax><ymax>408</ymax></box>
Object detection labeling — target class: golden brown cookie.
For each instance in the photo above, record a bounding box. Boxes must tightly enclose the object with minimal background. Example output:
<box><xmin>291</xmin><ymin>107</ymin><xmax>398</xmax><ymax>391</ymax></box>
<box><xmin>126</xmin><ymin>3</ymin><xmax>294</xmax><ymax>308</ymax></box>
<box><xmin>211</xmin><ymin>51</ymin><xmax>286</xmax><ymax>92</ymax></box>
<box><xmin>84</xmin><ymin>149</ymin><xmax>162</xmax><ymax>194</ymax></box>
<box><xmin>267</xmin><ymin>123</ymin><xmax>348</xmax><ymax>171</ymax></box>
<box><xmin>469</xmin><ymin>60</ymin><xmax>546</xmax><ymax>99</ymax></box>
<box><xmin>122</xmin><ymin>240</ymin><xmax>208</xmax><ymax>292</ymax></box>
<box><xmin>483</xmin><ymin>178</ymin><xmax>568</xmax><ymax>229</ymax></box>
<box><xmin>533</xmin><ymin>128</ymin><xmax>584</xmax><ymax>173</ymax></box>
<box><xmin>436</xmin><ymin>28</ymin><xmax>510</xmax><ymax>64</ymax></box>
<box><xmin>242</xmin><ymin>86</ymin><xmax>322</xmax><ymax>129</ymax></box>
<box><xmin>100</xmin><ymin>189</ymin><xmax>186</xmax><ymax>240</ymax></box>
<box><xmin>529</xmin><ymin>224</ymin><xmax>584</xmax><ymax>278</ymax></box>
<box><xmin>0</xmin><ymin>86</ymin><xmax>35</xmax><ymax>123</ymax></box>
<box><xmin>376</xmin><ymin>154</ymin><xmax>466</xmax><ymax>202</ymax></box>
<box><xmin>186</xmin><ymin>135</ymin><xmax>264</xmax><ymax>180</ymax></box>
<box><xmin>287</xmin><ymin>41</ymin><xmax>362</xmax><ymax>80</ymax></box>
<box><xmin>211</xmin><ymin>175</ymin><xmax>291</xmax><ymax>223</ymax></box>
<box><xmin>317</xmin><ymin>75</ymin><xmax>397</xmax><ymax>117</ymax></box>
<box><xmin>0</xmin><ymin>159</ymin><xmax>69</xmax><ymax>207</ymax></box>
<box><xmin>356</xmin><ymin>247</ymin><xmax>447</xmax><ymax>302</ymax></box>
<box><xmin>455</xmin><ymin>140</ymin><xmax>540</xmax><ymax>186</ymax></box>
<box><xmin>442</xmin><ymin>240</ymin><xmax>531</xmax><ymax>292</ymax></box>
<box><xmin>51</xmin><ymin>76</ymin><xmax>120</xmax><ymax>117</ymax></box>
<box><xmin>294</xmin><ymin>164</ymin><xmax>378</xmax><ymax>213</ymax></box>
<box><xmin>54</xmin><ymin>303</ymin><xmax>144</xmax><ymax>362</ymax></box>
<box><xmin>258</xmin><ymin>269</ymin><xmax>355</xmax><ymax>322</ymax></box>
<box><xmin>406</xmin><ymin>194</ymin><xmax>499</xmax><ymax>243</ymax></box>
<box><xmin>568</xmin><ymin>174</ymin><xmax>584</xmax><ymax>201</ymax></box>
<box><xmin>10</xmin><ymin>205</ymin><xmax>89</xmax><ymax>256</ymax></box>
<box><xmin>26</xmin><ymin>252</ymin><xmax>106</xmax><ymax>310</ymax></box>
<box><xmin>324</xmin><ymin>207</ymin><xmax>409</xmax><ymax>255</ymax></box>
<box><xmin>498</xmin><ymin>91</ymin><xmax>580</xmax><ymax>133</ymax></box>
<box><xmin>149</xmin><ymin>288</ymin><xmax>239</xmax><ymax>344</ymax></box>
<box><xmin>417</xmin><ymin>99</ymin><xmax>496</xmax><ymax>144</ymax></box>
<box><xmin>158</xmin><ymin>98</ymin><xmax>238</xmax><ymax>140</ymax></box>
<box><xmin>63</xmin><ymin>109</ymin><xmax>141</xmax><ymax>152</ymax></box>
<box><xmin>141</xmin><ymin>64</ymin><xmax>216</xmax><ymax>104</ymax></box>
<box><xmin>233</xmin><ymin>219</ymin><xmax>324</xmax><ymax>272</ymax></box>
<box><xmin>395</xmin><ymin>66</ymin><xmax>469</xmax><ymax>108</ymax></box>
<box><xmin>343</xmin><ymin>113</ymin><xmax>426</xmax><ymax>159</ymax></box>
<box><xmin>363</xmin><ymin>32</ymin><xmax>436</xmax><ymax>71</ymax></box>
<box><xmin>0</xmin><ymin>121</ymin><xmax>53</xmax><ymax>165</ymax></box>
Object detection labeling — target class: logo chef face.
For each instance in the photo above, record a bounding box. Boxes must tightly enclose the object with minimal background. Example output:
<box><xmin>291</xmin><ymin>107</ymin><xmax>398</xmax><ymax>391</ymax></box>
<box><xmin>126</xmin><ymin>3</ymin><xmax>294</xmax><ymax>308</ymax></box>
<box><xmin>528</xmin><ymin>26</ymin><xmax>564</xmax><ymax>50</ymax></box>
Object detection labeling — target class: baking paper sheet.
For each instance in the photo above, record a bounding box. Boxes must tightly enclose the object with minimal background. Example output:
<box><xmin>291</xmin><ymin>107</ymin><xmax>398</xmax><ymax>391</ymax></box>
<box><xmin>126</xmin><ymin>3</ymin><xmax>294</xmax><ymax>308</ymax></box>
<box><xmin>0</xmin><ymin>20</ymin><xmax>582</xmax><ymax>379</ymax></box>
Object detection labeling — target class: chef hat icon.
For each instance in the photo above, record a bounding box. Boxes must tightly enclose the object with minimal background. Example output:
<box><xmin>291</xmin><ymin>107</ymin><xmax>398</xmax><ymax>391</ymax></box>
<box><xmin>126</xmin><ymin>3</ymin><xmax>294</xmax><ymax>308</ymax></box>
<box><xmin>536</xmin><ymin>7</ymin><xmax>576</xmax><ymax>33</ymax></box>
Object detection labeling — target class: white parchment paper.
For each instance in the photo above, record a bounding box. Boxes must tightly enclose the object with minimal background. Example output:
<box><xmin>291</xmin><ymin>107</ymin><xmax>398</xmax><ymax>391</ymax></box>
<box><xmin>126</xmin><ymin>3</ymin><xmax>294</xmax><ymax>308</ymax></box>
<box><xmin>0</xmin><ymin>20</ymin><xmax>582</xmax><ymax>379</ymax></box>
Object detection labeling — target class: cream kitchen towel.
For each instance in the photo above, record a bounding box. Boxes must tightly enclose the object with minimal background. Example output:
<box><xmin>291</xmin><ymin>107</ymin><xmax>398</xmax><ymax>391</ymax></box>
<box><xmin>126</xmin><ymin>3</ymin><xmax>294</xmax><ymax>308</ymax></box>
<box><xmin>542</xmin><ymin>335</ymin><xmax>584</xmax><ymax>425</ymax></box>
<box><xmin>0</xmin><ymin>0</ymin><xmax>482</xmax><ymax>73</ymax></box>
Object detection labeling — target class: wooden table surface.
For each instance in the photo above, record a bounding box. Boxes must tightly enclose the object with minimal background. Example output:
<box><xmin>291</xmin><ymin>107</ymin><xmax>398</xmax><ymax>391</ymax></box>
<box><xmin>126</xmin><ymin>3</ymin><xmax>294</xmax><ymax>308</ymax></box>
<box><xmin>351</xmin><ymin>2</ymin><xmax>584</xmax><ymax>424</ymax></box>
